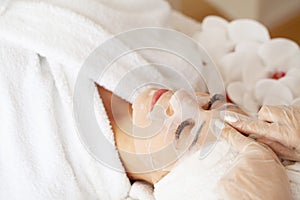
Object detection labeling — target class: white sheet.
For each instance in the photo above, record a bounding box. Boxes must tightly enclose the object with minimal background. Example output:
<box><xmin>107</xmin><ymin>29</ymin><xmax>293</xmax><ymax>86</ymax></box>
<box><xmin>154</xmin><ymin>140</ymin><xmax>300</xmax><ymax>200</ymax></box>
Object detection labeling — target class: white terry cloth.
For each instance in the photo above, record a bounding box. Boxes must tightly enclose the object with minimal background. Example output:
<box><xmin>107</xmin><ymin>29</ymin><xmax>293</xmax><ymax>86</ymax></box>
<box><xmin>154</xmin><ymin>140</ymin><xmax>237</xmax><ymax>200</ymax></box>
<box><xmin>0</xmin><ymin>0</ymin><xmax>204</xmax><ymax>100</ymax></box>
<box><xmin>0</xmin><ymin>0</ymin><xmax>202</xmax><ymax>199</ymax></box>
<box><xmin>154</xmin><ymin>140</ymin><xmax>300</xmax><ymax>200</ymax></box>
<box><xmin>0</xmin><ymin>39</ymin><xmax>131</xmax><ymax>200</ymax></box>
<box><xmin>0</xmin><ymin>37</ymin><xmax>131</xmax><ymax>199</ymax></box>
<box><xmin>10</xmin><ymin>0</ymin><xmax>171</xmax><ymax>34</ymax></box>
<box><xmin>286</xmin><ymin>163</ymin><xmax>300</xmax><ymax>199</ymax></box>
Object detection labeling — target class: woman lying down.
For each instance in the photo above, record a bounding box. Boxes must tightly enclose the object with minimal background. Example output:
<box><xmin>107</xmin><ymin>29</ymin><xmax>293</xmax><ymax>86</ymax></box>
<box><xmin>1</xmin><ymin>1</ymin><xmax>299</xmax><ymax>199</ymax></box>
<box><xmin>97</xmin><ymin>84</ymin><xmax>299</xmax><ymax>199</ymax></box>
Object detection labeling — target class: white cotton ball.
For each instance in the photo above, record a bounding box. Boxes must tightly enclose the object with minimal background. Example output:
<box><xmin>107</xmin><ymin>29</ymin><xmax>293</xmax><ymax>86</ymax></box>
<box><xmin>258</xmin><ymin>38</ymin><xmax>299</xmax><ymax>67</ymax></box>
<box><xmin>235</xmin><ymin>41</ymin><xmax>261</xmax><ymax>53</ymax></box>
<box><xmin>193</xmin><ymin>27</ymin><xmax>233</xmax><ymax>62</ymax></box>
<box><xmin>255</xmin><ymin>79</ymin><xmax>293</xmax><ymax>105</ymax></box>
<box><xmin>227</xmin><ymin>82</ymin><xmax>247</xmax><ymax>105</ymax></box>
<box><xmin>240</xmin><ymin>52</ymin><xmax>267</xmax><ymax>84</ymax></box>
<box><xmin>292</xmin><ymin>98</ymin><xmax>300</xmax><ymax>106</ymax></box>
<box><xmin>202</xmin><ymin>16</ymin><xmax>229</xmax><ymax>30</ymax></box>
<box><xmin>219</xmin><ymin>52</ymin><xmax>244</xmax><ymax>83</ymax></box>
<box><xmin>279</xmin><ymin>68</ymin><xmax>300</xmax><ymax>98</ymax></box>
<box><xmin>228</xmin><ymin>19</ymin><xmax>270</xmax><ymax>45</ymax></box>
<box><xmin>242</xmin><ymin>92</ymin><xmax>260</xmax><ymax>115</ymax></box>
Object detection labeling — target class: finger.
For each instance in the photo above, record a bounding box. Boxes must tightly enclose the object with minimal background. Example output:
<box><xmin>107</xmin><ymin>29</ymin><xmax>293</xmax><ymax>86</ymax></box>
<box><xmin>258</xmin><ymin>105</ymin><xmax>288</xmax><ymax>123</ymax></box>
<box><xmin>195</xmin><ymin>92</ymin><xmax>211</xmax><ymax>110</ymax></box>
<box><xmin>210</xmin><ymin>100</ymin><xmax>226</xmax><ymax>110</ymax></box>
<box><xmin>220</xmin><ymin>123</ymin><xmax>254</xmax><ymax>152</ymax></box>
<box><xmin>221</xmin><ymin>110</ymin><xmax>291</xmax><ymax>142</ymax></box>
<box><xmin>221</xmin><ymin>110</ymin><xmax>269</xmax><ymax>136</ymax></box>
<box><xmin>257</xmin><ymin>138</ymin><xmax>300</xmax><ymax>162</ymax></box>
<box><xmin>217</xmin><ymin>179</ymin><xmax>243</xmax><ymax>200</ymax></box>
<box><xmin>212</xmin><ymin>103</ymin><xmax>247</xmax><ymax>115</ymax></box>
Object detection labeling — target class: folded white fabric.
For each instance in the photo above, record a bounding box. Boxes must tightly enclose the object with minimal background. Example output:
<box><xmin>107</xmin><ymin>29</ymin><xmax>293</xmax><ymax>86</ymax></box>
<box><xmin>0</xmin><ymin>38</ymin><xmax>132</xmax><ymax>199</ymax></box>
<box><xmin>286</xmin><ymin>163</ymin><xmax>300</xmax><ymax>199</ymax></box>
<box><xmin>154</xmin><ymin>139</ymin><xmax>300</xmax><ymax>200</ymax></box>
<box><xmin>154</xmin><ymin>140</ymin><xmax>237</xmax><ymax>200</ymax></box>
<box><xmin>0</xmin><ymin>0</ymin><xmax>201</xmax><ymax>199</ymax></box>
<box><xmin>37</xmin><ymin>0</ymin><xmax>171</xmax><ymax>34</ymax></box>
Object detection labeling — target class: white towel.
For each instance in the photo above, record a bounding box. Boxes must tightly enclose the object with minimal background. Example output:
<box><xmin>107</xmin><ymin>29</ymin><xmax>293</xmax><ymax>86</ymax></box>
<box><xmin>154</xmin><ymin>140</ymin><xmax>300</xmax><ymax>200</ymax></box>
<box><xmin>286</xmin><ymin>163</ymin><xmax>300</xmax><ymax>199</ymax></box>
<box><xmin>154</xmin><ymin>140</ymin><xmax>237</xmax><ymax>200</ymax></box>
<box><xmin>0</xmin><ymin>0</ymin><xmax>202</xmax><ymax>199</ymax></box>
<box><xmin>0</xmin><ymin>39</ymin><xmax>132</xmax><ymax>199</ymax></box>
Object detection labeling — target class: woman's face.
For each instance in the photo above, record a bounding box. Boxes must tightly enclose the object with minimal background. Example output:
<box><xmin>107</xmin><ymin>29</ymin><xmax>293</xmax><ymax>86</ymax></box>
<box><xmin>130</xmin><ymin>88</ymin><xmax>211</xmax><ymax>168</ymax></box>
<box><xmin>111</xmin><ymin>86</ymin><xmax>245</xmax><ymax>184</ymax></box>
<box><xmin>98</xmin><ymin>85</ymin><xmax>242</xmax><ymax>184</ymax></box>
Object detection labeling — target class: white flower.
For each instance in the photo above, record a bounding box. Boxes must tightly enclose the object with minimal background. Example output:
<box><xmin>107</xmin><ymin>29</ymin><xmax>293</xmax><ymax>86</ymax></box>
<box><xmin>194</xmin><ymin>16</ymin><xmax>300</xmax><ymax>114</ymax></box>
<box><xmin>193</xmin><ymin>16</ymin><xmax>270</xmax><ymax>82</ymax></box>
<box><xmin>227</xmin><ymin>38</ymin><xmax>300</xmax><ymax>113</ymax></box>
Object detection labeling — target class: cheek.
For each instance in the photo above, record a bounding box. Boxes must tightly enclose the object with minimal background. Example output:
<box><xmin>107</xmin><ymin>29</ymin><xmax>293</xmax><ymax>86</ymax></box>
<box><xmin>133</xmin><ymin>126</ymin><xmax>176</xmax><ymax>154</ymax></box>
<box><xmin>133</xmin><ymin>102</ymin><xmax>152</xmax><ymax>127</ymax></box>
<box><xmin>150</xmin><ymin>128</ymin><xmax>176</xmax><ymax>151</ymax></box>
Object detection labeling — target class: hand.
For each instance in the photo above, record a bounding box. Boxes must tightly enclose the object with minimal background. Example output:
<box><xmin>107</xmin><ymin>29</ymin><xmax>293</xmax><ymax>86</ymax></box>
<box><xmin>222</xmin><ymin>105</ymin><xmax>300</xmax><ymax>161</ymax></box>
<box><xmin>217</xmin><ymin>124</ymin><xmax>292</xmax><ymax>200</ymax></box>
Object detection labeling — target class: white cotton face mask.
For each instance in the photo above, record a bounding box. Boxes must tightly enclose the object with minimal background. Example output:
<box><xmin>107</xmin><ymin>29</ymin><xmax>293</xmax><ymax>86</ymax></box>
<box><xmin>131</xmin><ymin>89</ymin><xmax>205</xmax><ymax>173</ymax></box>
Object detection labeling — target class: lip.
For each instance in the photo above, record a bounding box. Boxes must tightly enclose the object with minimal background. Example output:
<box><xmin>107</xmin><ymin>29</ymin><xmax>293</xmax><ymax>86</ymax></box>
<box><xmin>150</xmin><ymin>89</ymin><xmax>169</xmax><ymax>110</ymax></box>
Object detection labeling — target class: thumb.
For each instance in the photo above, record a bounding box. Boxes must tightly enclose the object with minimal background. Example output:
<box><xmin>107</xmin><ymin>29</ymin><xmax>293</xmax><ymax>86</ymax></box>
<box><xmin>220</xmin><ymin>123</ymin><xmax>254</xmax><ymax>152</ymax></box>
<box><xmin>258</xmin><ymin>105</ymin><xmax>287</xmax><ymax>123</ymax></box>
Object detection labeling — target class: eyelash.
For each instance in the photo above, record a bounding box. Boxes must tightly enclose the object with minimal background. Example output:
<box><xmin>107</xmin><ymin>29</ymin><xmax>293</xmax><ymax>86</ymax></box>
<box><xmin>174</xmin><ymin>119</ymin><xmax>205</xmax><ymax>150</ymax></box>
<box><xmin>175</xmin><ymin>119</ymin><xmax>194</xmax><ymax>139</ymax></box>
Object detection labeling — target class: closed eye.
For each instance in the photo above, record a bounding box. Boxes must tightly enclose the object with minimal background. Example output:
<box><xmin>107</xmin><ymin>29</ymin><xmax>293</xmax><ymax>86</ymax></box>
<box><xmin>175</xmin><ymin>119</ymin><xmax>195</xmax><ymax>139</ymax></box>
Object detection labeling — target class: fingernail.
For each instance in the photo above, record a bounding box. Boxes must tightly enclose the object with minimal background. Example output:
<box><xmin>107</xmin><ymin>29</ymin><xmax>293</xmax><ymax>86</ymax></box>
<box><xmin>225</xmin><ymin>115</ymin><xmax>238</xmax><ymax>123</ymax></box>
<box><xmin>249</xmin><ymin>134</ymin><xmax>258</xmax><ymax>140</ymax></box>
<box><xmin>210</xmin><ymin>119</ymin><xmax>225</xmax><ymax>138</ymax></box>
<box><xmin>220</xmin><ymin>111</ymin><xmax>238</xmax><ymax>123</ymax></box>
<box><xmin>214</xmin><ymin>119</ymin><xmax>225</xmax><ymax>130</ymax></box>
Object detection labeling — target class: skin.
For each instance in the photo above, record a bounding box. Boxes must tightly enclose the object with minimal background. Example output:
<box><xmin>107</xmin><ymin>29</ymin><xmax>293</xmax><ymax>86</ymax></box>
<box><xmin>96</xmin><ymin>84</ymin><xmax>245</xmax><ymax>184</ymax></box>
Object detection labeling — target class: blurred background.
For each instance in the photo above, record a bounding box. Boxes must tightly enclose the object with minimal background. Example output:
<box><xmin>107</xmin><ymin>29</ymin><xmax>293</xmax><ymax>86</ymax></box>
<box><xmin>168</xmin><ymin>0</ymin><xmax>300</xmax><ymax>44</ymax></box>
